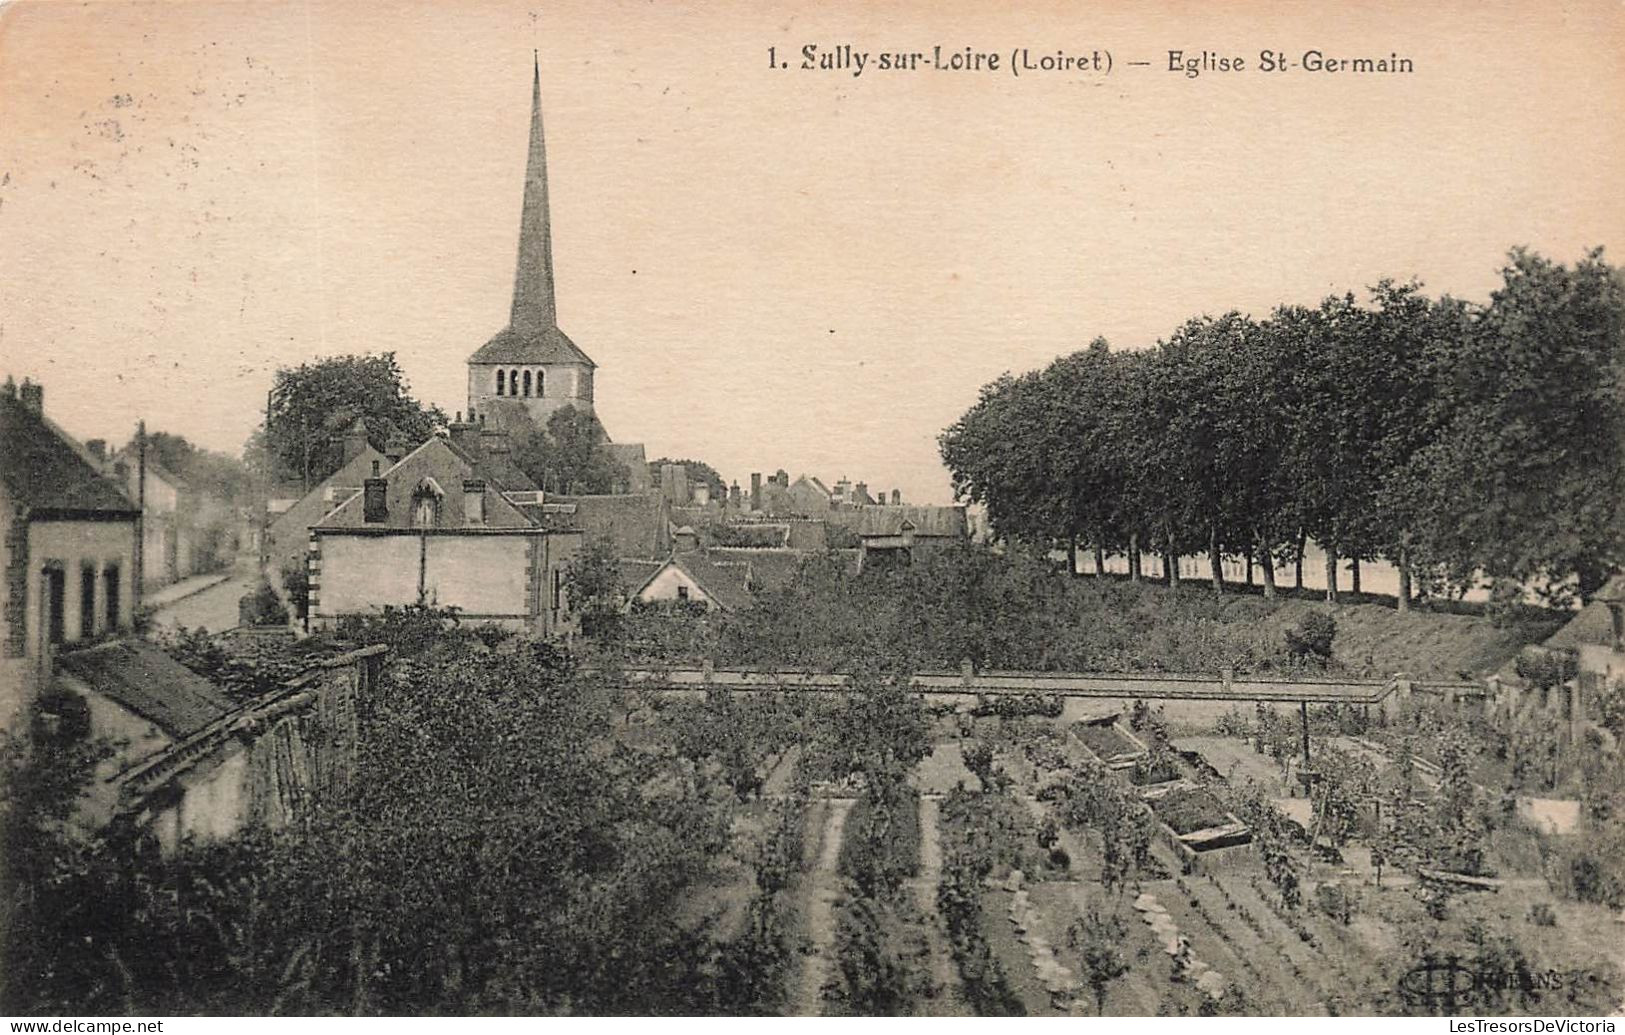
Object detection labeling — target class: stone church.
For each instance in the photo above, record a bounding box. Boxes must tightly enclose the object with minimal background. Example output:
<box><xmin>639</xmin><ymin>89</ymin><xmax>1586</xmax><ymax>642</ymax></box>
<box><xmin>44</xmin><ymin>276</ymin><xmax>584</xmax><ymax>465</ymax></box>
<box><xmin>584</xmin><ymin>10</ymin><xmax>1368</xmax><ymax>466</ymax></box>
<box><xmin>467</xmin><ymin>62</ymin><xmax>602</xmax><ymax>428</ymax></box>
<box><xmin>464</xmin><ymin>57</ymin><xmax>649</xmax><ymax>493</ymax></box>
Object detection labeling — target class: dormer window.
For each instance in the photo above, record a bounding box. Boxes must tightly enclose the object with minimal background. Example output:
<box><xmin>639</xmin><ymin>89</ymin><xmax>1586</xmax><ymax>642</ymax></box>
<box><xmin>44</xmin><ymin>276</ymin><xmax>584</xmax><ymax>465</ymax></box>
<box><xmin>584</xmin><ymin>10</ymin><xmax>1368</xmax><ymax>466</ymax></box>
<box><xmin>411</xmin><ymin>477</ymin><xmax>444</xmax><ymax>528</ymax></box>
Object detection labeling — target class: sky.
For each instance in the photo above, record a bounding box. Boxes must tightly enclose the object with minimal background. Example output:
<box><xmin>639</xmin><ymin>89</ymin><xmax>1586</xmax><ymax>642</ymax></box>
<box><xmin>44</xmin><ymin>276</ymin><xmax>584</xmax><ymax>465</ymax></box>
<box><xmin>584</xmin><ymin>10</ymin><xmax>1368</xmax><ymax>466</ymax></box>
<box><xmin>2</xmin><ymin>0</ymin><xmax>1622</xmax><ymax>504</ymax></box>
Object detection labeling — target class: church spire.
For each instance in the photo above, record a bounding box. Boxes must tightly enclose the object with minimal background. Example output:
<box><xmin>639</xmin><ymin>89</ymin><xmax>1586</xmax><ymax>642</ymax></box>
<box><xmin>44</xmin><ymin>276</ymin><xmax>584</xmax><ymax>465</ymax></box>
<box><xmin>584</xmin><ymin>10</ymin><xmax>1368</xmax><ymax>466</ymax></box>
<box><xmin>510</xmin><ymin>51</ymin><xmax>556</xmax><ymax>333</ymax></box>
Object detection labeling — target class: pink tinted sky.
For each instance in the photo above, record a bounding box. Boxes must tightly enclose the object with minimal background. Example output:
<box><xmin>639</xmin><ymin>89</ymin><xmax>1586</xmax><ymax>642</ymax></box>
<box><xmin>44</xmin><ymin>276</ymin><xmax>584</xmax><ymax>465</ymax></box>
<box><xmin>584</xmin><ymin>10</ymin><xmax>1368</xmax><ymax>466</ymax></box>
<box><xmin>1</xmin><ymin>0</ymin><xmax>1621</xmax><ymax>503</ymax></box>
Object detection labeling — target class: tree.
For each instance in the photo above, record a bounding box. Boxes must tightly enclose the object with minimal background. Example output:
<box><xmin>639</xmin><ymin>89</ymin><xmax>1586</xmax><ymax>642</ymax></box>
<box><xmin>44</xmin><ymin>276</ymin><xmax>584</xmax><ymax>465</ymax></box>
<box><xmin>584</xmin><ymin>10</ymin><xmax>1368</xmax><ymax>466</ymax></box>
<box><xmin>1409</xmin><ymin>248</ymin><xmax>1624</xmax><ymax>602</ymax></box>
<box><xmin>647</xmin><ymin>457</ymin><xmax>726</xmax><ymax>501</ymax></box>
<box><xmin>564</xmin><ymin>536</ymin><xmax>627</xmax><ymax>641</ymax></box>
<box><xmin>264</xmin><ymin>353</ymin><xmax>446</xmax><ymax>486</ymax></box>
<box><xmin>1285</xmin><ymin>612</ymin><xmax>1336</xmax><ymax>667</ymax></box>
<box><xmin>1069</xmin><ymin>904</ymin><xmax>1130</xmax><ymax>1015</ymax></box>
<box><xmin>513</xmin><ymin>406</ymin><xmax>630</xmax><ymax>495</ymax></box>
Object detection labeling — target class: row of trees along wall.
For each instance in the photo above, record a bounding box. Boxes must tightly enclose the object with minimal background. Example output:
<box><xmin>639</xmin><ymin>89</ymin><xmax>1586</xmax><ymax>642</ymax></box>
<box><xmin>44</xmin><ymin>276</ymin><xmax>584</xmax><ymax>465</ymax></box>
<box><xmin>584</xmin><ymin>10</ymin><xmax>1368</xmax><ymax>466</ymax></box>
<box><xmin>939</xmin><ymin>249</ymin><xmax>1625</xmax><ymax>608</ymax></box>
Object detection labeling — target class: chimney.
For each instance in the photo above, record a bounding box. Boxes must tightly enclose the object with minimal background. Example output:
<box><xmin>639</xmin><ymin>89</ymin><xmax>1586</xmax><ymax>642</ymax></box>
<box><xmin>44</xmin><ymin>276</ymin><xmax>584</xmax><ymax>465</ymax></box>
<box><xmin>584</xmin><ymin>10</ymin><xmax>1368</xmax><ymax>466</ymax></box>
<box><xmin>855</xmin><ymin>481</ymin><xmax>868</xmax><ymax>504</ymax></box>
<box><xmin>750</xmin><ymin>473</ymin><xmax>762</xmax><ymax>511</ymax></box>
<box><xmin>385</xmin><ymin>434</ymin><xmax>409</xmax><ymax>466</ymax></box>
<box><xmin>661</xmin><ymin>463</ymin><xmax>679</xmax><ymax>503</ymax></box>
<box><xmin>775</xmin><ymin>469</ymin><xmax>789</xmax><ymax>488</ymax></box>
<box><xmin>448</xmin><ymin>421</ymin><xmax>481</xmax><ymax>456</ymax></box>
<box><xmin>693</xmin><ymin>482</ymin><xmax>711</xmax><ymax>506</ymax></box>
<box><xmin>339</xmin><ymin>418</ymin><xmax>369</xmax><ymax>465</ymax></box>
<box><xmin>891</xmin><ymin>489</ymin><xmax>901</xmax><ymax>506</ymax></box>
<box><xmin>86</xmin><ymin>439</ymin><xmax>107</xmax><ymax>462</ymax></box>
<box><xmin>480</xmin><ymin>427</ymin><xmax>512</xmax><ymax>457</ymax></box>
<box><xmin>463</xmin><ymin>479</ymin><xmax>487</xmax><ymax>526</ymax></box>
<box><xmin>729</xmin><ymin>481</ymin><xmax>742</xmax><ymax>508</ymax></box>
<box><xmin>363</xmin><ymin>478</ymin><xmax>388</xmax><ymax>523</ymax></box>
<box><xmin>674</xmin><ymin>526</ymin><xmax>698</xmax><ymax>552</ymax></box>
<box><xmin>18</xmin><ymin>378</ymin><xmax>42</xmax><ymax>415</ymax></box>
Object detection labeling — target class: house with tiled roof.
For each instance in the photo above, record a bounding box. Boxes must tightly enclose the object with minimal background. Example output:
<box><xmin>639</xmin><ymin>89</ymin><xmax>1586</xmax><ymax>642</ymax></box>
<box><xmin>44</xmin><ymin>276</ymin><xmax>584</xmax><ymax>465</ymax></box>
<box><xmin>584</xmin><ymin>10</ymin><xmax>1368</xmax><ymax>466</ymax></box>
<box><xmin>1</xmin><ymin>379</ymin><xmax>140</xmax><ymax>733</ymax></box>
<box><xmin>263</xmin><ymin>419</ymin><xmax>392</xmax><ymax>581</ymax></box>
<box><xmin>626</xmin><ymin>552</ymin><xmax>754</xmax><ymax>613</ymax></box>
<box><xmin>308</xmin><ymin>430</ymin><xmax>583</xmax><ymax>637</ymax></box>
<box><xmin>50</xmin><ymin>637</ymin><xmax>383</xmax><ymax>854</ymax></box>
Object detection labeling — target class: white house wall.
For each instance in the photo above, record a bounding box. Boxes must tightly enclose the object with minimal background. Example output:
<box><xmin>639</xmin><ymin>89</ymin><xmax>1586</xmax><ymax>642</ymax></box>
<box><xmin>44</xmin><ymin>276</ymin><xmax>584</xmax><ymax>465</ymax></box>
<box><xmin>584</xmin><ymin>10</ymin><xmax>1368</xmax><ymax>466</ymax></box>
<box><xmin>316</xmin><ymin>534</ymin><xmax>421</xmax><ymax>617</ymax></box>
<box><xmin>637</xmin><ymin>565</ymin><xmax>715</xmax><ymax>608</ymax></box>
<box><xmin>423</xmin><ymin>536</ymin><xmax>530</xmax><ymax>618</ymax></box>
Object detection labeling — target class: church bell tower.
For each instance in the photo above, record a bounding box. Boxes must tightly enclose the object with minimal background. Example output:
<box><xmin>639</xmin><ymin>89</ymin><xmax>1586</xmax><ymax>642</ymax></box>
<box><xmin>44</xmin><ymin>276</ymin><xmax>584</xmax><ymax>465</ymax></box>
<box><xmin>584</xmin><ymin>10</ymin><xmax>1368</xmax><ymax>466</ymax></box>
<box><xmin>466</xmin><ymin>55</ymin><xmax>597</xmax><ymax>436</ymax></box>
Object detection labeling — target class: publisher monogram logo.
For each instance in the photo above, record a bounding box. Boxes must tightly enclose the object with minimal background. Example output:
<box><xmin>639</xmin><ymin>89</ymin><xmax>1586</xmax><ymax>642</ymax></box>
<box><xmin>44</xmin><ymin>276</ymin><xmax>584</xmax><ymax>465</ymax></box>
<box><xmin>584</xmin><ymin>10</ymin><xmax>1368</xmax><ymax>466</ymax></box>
<box><xmin>1398</xmin><ymin>954</ymin><xmax>1569</xmax><ymax>1010</ymax></box>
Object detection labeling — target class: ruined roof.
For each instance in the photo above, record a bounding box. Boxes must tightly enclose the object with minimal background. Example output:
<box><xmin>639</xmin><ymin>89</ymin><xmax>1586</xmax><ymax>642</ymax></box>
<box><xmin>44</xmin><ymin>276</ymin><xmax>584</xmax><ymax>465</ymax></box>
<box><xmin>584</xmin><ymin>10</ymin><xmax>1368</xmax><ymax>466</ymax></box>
<box><xmin>58</xmin><ymin>640</ymin><xmax>237</xmax><ymax>741</ymax></box>
<box><xmin>0</xmin><ymin>393</ymin><xmax>139</xmax><ymax>519</ymax></box>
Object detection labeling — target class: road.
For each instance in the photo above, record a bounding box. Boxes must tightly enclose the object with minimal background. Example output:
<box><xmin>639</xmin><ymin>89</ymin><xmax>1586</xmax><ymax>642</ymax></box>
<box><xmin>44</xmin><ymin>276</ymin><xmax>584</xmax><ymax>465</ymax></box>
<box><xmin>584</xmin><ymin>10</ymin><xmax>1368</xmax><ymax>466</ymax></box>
<box><xmin>149</xmin><ymin>573</ymin><xmax>257</xmax><ymax>634</ymax></box>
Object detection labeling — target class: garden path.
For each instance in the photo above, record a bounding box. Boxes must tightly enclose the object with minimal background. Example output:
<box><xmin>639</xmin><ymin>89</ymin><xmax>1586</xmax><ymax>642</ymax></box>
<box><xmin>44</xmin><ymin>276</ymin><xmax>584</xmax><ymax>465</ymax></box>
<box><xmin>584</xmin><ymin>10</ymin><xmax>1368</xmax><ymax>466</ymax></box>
<box><xmin>793</xmin><ymin>797</ymin><xmax>854</xmax><ymax>1016</ymax></box>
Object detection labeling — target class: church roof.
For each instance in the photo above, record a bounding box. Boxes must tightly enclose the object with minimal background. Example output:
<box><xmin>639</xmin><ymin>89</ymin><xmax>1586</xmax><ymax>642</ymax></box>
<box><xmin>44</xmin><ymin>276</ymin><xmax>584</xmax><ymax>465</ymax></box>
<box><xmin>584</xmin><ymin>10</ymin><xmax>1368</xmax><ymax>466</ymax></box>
<box><xmin>469</xmin><ymin>324</ymin><xmax>595</xmax><ymax>367</ymax></box>
<box><xmin>471</xmin><ymin>56</ymin><xmax>596</xmax><ymax>370</ymax></box>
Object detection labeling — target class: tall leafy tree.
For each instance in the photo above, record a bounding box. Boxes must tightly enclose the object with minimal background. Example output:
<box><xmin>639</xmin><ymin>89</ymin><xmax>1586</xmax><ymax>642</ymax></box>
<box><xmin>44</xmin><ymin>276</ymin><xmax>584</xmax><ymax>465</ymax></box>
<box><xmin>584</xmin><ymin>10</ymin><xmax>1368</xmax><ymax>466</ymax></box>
<box><xmin>264</xmin><ymin>353</ymin><xmax>446</xmax><ymax>486</ymax></box>
<box><xmin>514</xmin><ymin>406</ymin><xmax>631</xmax><ymax>495</ymax></box>
<box><xmin>1410</xmin><ymin>248</ymin><xmax>1625</xmax><ymax>601</ymax></box>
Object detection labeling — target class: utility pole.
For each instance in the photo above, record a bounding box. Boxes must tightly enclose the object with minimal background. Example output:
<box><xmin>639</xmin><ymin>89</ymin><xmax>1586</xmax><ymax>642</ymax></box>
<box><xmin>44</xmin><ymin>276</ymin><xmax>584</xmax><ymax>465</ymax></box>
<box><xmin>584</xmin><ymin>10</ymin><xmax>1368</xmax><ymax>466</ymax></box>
<box><xmin>261</xmin><ymin>389</ymin><xmax>274</xmax><ymax>573</ymax></box>
<box><xmin>133</xmin><ymin>419</ymin><xmax>146</xmax><ymax>614</ymax></box>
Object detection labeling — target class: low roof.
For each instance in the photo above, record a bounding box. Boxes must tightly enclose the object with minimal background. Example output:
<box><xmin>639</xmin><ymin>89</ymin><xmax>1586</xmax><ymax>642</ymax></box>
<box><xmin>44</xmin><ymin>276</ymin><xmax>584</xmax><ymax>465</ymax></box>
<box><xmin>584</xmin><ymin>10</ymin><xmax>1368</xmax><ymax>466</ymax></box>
<box><xmin>58</xmin><ymin>640</ymin><xmax>237</xmax><ymax>740</ymax></box>
<box><xmin>533</xmin><ymin>493</ymin><xmax>667</xmax><ymax>558</ymax></box>
<box><xmin>854</xmin><ymin>505</ymin><xmax>968</xmax><ymax>538</ymax></box>
<box><xmin>617</xmin><ymin>558</ymin><xmax>664</xmax><ymax>593</ymax></box>
<box><xmin>0</xmin><ymin>393</ymin><xmax>139</xmax><ymax>519</ymax></box>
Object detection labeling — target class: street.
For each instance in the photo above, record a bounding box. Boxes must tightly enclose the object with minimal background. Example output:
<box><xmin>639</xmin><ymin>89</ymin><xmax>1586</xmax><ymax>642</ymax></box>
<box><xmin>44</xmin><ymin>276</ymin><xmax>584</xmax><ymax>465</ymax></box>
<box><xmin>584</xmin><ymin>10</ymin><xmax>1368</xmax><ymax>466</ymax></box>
<box><xmin>148</xmin><ymin>572</ymin><xmax>257</xmax><ymax>634</ymax></box>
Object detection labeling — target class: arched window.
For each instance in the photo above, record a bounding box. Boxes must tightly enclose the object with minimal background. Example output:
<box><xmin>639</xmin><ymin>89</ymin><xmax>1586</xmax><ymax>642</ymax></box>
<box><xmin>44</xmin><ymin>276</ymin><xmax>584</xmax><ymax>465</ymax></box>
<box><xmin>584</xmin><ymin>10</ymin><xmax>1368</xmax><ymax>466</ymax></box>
<box><xmin>510</xmin><ymin>369</ymin><xmax>519</xmax><ymax>398</ymax></box>
<box><xmin>522</xmin><ymin>370</ymin><xmax>532</xmax><ymax>397</ymax></box>
<box><xmin>496</xmin><ymin>369</ymin><xmax>506</xmax><ymax>396</ymax></box>
<box><xmin>536</xmin><ymin>370</ymin><xmax>545</xmax><ymax>397</ymax></box>
<box><xmin>411</xmin><ymin>478</ymin><xmax>444</xmax><ymax>528</ymax></box>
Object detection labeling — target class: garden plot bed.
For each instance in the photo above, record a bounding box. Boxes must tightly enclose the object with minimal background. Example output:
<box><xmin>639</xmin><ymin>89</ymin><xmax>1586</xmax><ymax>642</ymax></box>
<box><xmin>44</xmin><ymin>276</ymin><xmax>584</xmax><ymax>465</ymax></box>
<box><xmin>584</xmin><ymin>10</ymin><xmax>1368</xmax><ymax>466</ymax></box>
<box><xmin>1068</xmin><ymin>718</ymin><xmax>1147</xmax><ymax>769</ymax></box>
<box><xmin>983</xmin><ymin>889</ymin><xmax>1065</xmax><ymax>1015</ymax></box>
<box><xmin>1141</xmin><ymin>783</ymin><xmax>1252</xmax><ymax>871</ymax></box>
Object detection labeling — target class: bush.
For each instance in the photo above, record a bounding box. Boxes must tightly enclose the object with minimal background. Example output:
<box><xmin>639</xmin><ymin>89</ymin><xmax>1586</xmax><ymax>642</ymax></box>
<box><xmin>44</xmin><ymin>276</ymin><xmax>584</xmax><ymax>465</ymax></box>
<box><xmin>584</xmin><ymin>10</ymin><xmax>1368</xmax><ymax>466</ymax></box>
<box><xmin>1514</xmin><ymin>647</ymin><xmax>1578</xmax><ymax>691</ymax></box>
<box><xmin>278</xmin><ymin>558</ymin><xmax>310</xmax><ymax>620</ymax></box>
<box><xmin>1284</xmin><ymin>611</ymin><xmax>1336</xmax><ymax>666</ymax></box>
<box><xmin>237</xmin><ymin>580</ymin><xmax>288</xmax><ymax>627</ymax></box>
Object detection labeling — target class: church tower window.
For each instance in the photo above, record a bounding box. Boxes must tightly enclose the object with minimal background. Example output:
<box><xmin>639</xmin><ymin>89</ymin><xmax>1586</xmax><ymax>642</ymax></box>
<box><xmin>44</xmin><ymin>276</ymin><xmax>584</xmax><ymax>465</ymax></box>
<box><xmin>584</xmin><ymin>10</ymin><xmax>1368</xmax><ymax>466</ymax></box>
<box><xmin>522</xmin><ymin>370</ymin><xmax>532</xmax><ymax>397</ymax></box>
<box><xmin>536</xmin><ymin>370</ymin><xmax>545</xmax><ymax>397</ymax></box>
<box><xmin>496</xmin><ymin>369</ymin><xmax>506</xmax><ymax>396</ymax></box>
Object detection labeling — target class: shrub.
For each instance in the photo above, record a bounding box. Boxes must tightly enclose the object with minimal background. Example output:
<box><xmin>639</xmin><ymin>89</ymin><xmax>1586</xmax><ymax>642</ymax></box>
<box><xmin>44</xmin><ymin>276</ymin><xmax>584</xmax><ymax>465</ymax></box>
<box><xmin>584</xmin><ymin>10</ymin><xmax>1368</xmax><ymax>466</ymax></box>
<box><xmin>1284</xmin><ymin>611</ymin><xmax>1336</xmax><ymax>666</ymax></box>
<box><xmin>278</xmin><ymin>558</ymin><xmax>310</xmax><ymax>620</ymax></box>
<box><xmin>1514</xmin><ymin>647</ymin><xmax>1579</xmax><ymax>691</ymax></box>
<box><xmin>237</xmin><ymin>580</ymin><xmax>288</xmax><ymax>627</ymax></box>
